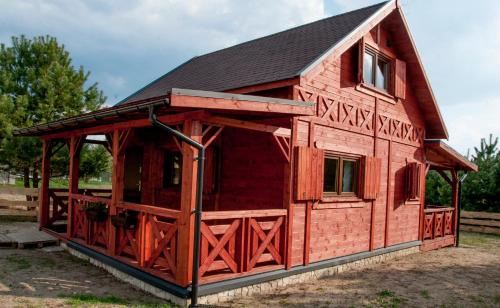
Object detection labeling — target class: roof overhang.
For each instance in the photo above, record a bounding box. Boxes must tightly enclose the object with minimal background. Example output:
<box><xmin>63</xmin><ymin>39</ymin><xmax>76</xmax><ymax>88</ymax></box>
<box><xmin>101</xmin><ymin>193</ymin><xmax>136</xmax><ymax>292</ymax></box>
<box><xmin>425</xmin><ymin>140</ymin><xmax>478</xmax><ymax>172</ymax></box>
<box><xmin>13</xmin><ymin>88</ymin><xmax>314</xmax><ymax>137</ymax></box>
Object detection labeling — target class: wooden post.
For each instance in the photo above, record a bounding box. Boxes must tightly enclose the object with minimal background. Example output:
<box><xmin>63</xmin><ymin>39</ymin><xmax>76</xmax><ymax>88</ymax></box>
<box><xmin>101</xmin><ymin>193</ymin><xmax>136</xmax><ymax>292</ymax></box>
<box><xmin>109</xmin><ymin>129</ymin><xmax>125</xmax><ymax>255</ymax></box>
<box><xmin>67</xmin><ymin>136</ymin><xmax>83</xmax><ymax>238</ymax></box>
<box><xmin>369</xmin><ymin>98</ymin><xmax>379</xmax><ymax>251</ymax></box>
<box><xmin>285</xmin><ymin>117</ymin><xmax>298</xmax><ymax>270</ymax></box>
<box><xmin>451</xmin><ymin>170</ymin><xmax>459</xmax><ymax>242</ymax></box>
<box><xmin>39</xmin><ymin>139</ymin><xmax>52</xmax><ymax>228</ymax></box>
<box><xmin>384</xmin><ymin>139</ymin><xmax>392</xmax><ymax>248</ymax></box>
<box><xmin>176</xmin><ymin>119</ymin><xmax>202</xmax><ymax>286</ymax></box>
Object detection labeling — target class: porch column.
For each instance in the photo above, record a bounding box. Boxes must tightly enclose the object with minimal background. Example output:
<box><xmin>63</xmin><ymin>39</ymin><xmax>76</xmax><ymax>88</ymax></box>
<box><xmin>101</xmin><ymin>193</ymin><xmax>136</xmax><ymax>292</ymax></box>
<box><xmin>451</xmin><ymin>171</ymin><xmax>459</xmax><ymax>239</ymax></box>
<box><xmin>109</xmin><ymin>128</ymin><xmax>125</xmax><ymax>255</ymax></box>
<box><xmin>39</xmin><ymin>139</ymin><xmax>52</xmax><ymax>228</ymax></box>
<box><xmin>67</xmin><ymin>136</ymin><xmax>83</xmax><ymax>238</ymax></box>
<box><xmin>177</xmin><ymin>119</ymin><xmax>202</xmax><ymax>286</ymax></box>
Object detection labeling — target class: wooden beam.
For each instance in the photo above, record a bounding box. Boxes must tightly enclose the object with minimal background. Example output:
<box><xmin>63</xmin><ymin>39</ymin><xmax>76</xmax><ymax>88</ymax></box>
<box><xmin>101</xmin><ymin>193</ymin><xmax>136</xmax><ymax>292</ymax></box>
<box><xmin>41</xmin><ymin>110</ymin><xmax>207</xmax><ymax>140</ymax></box>
<box><xmin>177</xmin><ymin>119</ymin><xmax>202</xmax><ymax>286</ymax></box>
<box><xmin>109</xmin><ymin>129</ymin><xmax>126</xmax><ymax>256</ymax></box>
<box><xmin>67</xmin><ymin>135</ymin><xmax>84</xmax><ymax>239</ymax></box>
<box><xmin>170</xmin><ymin>88</ymin><xmax>314</xmax><ymax>116</ymax></box>
<box><xmin>384</xmin><ymin>139</ymin><xmax>392</xmax><ymax>248</ymax></box>
<box><xmin>201</xmin><ymin>114</ymin><xmax>291</xmax><ymax>137</ymax></box>
<box><xmin>39</xmin><ymin>139</ymin><xmax>52</xmax><ymax>228</ymax></box>
<box><xmin>436</xmin><ymin>169</ymin><xmax>452</xmax><ymax>186</ymax></box>
<box><xmin>285</xmin><ymin>117</ymin><xmax>298</xmax><ymax>270</ymax></box>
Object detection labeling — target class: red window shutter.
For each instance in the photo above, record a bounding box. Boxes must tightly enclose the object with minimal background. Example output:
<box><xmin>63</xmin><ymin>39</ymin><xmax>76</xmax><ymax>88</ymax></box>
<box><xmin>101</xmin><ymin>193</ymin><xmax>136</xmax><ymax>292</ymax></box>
<box><xmin>361</xmin><ymin>156</ymin><xmax>382</xmax><ymax>200</ymax></box>
<box><xmin>357</xmin><ymin>38</ymin><xmax>365</xmax><ymax>83</ymax></box>
<box><xmin>406</xmin><ymin>162</ymin><xmax>421</xmax><ymax>200</ymax></box>
<box><xmin>394</xmin><ymin>59</ymin><xmax>406</xmax><ymax>99</ymax></box>
<box><xmin>294</xmin><ymin>146</ymin><xmax>324</xmax><ymax>201</ymax></box>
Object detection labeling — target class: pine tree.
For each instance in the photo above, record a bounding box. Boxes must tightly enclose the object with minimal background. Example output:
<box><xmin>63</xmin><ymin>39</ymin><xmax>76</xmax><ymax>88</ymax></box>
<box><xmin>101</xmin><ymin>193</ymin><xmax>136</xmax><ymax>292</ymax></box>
<box><xmin>0</xmin><ymin>35</ymin><xmax>106</xmax><ymax>190</ymax></box>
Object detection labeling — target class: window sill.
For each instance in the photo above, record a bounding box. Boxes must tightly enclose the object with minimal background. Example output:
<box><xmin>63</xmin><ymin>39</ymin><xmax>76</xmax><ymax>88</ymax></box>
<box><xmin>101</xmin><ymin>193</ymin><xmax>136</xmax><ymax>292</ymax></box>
<box><xmin>356</xmin><ymin>84</ymin><xmax>397</xmax><ymax>104</ymax></box>
<box><xmin>314</xmin><ymin>195</ymin><xmax>365</xmax><ymax>209</ymax></box>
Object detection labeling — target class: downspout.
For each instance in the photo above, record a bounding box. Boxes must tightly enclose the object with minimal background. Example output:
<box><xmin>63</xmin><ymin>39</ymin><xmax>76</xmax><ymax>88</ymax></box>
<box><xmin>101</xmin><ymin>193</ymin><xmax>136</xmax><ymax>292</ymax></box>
<box><xmin>149</xmin><ymin>107</ymin><xmax>205</xmax><ymax>307</ymax></box>
<box><xmin>455</xmin><ymin>172</ymin><xmax>468</xmax><ymax>247</ymax></box>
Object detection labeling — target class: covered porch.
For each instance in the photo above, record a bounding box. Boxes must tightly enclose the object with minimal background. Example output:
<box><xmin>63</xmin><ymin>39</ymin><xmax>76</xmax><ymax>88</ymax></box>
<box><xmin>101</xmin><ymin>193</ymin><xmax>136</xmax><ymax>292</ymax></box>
<box><xmin>421</xmin><ymin>140</ymin><xmax>478</xmax><ymax>251</ymax></box>
<box><xmin>24</xmin><ymin>89</ymin><xmax>314</xmax><ymax>288</ymax></box>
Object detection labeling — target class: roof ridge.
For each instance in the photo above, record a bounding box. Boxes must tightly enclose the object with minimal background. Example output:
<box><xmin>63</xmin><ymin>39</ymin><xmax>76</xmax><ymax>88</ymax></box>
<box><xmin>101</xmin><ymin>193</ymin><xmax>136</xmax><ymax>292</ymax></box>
<box><xmin>197</xmin><ymin>1</ymin><xmax>389</xmax><ymax>59</ymax></box>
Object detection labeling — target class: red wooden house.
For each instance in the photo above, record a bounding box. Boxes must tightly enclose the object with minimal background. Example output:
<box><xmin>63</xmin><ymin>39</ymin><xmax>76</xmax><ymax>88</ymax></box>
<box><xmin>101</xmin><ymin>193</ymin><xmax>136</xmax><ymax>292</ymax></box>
<box><xmin>14</xmin><ymin>1</ymin><xmax>477</xmax><ymax>305</ymax></box>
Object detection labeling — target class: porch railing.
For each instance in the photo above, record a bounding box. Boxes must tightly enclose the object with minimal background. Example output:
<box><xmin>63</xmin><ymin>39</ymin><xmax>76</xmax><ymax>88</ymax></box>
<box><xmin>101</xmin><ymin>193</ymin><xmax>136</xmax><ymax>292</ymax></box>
<box><xmin>66</xmin><ymin>196</ymin><xmax>287</xmax><ymax>284</ymax></box>
<box><xmin>199</xmin><ymin>209</ymin><xmax>287</xmax><ymax>283</ymax></box>
<box><xmin>115</xmin><ymin>201</ymin><xmax>180</xmax><ymax>282</ymax></box>
<box><xmin>70</xmin><ymin>193</ymin><xmax>112</xmax><ymax>249</ymax></box>
<box><xmin>47</xmin><ymin>188</ymin><xmax>112</xmax><ymax>228</ymax></box>
<box><xmin>423</xmin><ymin>207</ymin><xmax>455</xmax><ymax>240</ymax></box>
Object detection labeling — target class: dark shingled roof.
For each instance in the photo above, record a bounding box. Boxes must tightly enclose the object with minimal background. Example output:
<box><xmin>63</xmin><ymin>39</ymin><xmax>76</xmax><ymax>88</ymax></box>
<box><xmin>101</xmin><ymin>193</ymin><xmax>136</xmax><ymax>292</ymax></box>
<box><xmin>119</xmin><ymin>2</ymin><xmax>387</xmax><ymax>105</ymax></box>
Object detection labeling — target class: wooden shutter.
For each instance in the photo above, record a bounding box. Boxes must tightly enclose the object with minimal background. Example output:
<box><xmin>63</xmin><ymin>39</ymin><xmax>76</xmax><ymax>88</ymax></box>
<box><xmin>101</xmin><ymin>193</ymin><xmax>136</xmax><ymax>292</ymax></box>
<box><xmin>357</xmin><ymin>38</ymin><xmax>365</xmax><ymax>83</ymax></box>
<box><xmin>406</xmin><ymin>162</ymin><xmax>421</xmax><ymax>200</ymax></box>
<box><xmin>394</xmin><ymin>59</ymin><xmax>406</xmax><ymax>99</ymax></box>
<box><xmin>361</xmin><ymin>156</ymin><xmax>382</xmax><ymax>200</ymax></box>
<box><xmin>294</xmin><ymin>146</ymin><xmax>324</xmax><ymax>201</ymax></box>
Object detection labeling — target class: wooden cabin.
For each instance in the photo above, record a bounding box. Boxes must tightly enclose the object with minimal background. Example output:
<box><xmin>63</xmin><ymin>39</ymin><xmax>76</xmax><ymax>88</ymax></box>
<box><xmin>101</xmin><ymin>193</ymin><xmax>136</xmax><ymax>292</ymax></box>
<box><xmin>14</xmin><ymin>1</ymin><xmax>477</xmax><ymax>305</ymax></box>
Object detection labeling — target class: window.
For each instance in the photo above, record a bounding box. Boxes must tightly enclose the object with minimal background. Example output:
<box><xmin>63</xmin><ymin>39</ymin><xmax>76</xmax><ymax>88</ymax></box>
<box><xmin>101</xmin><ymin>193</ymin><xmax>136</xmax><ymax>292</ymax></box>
<box><xmin>363</xmin><ymin>48</ymin><xmax>389</xmax><ymax>91</ymax></box>
<box><xmin>323</xmin><ymin>154</ymin><xmax>359</xmax><ymax>195</ymax></box>
<box><xmin>163</xmin><ymin>151</ymin><xmax>182</xmax><ymax>188</ymax></box>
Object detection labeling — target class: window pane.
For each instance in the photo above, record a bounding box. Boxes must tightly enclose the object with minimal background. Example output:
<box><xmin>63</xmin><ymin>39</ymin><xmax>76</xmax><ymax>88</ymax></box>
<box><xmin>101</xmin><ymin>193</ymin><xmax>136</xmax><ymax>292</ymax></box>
<box><xmin>163</xmin><ymin>151</ymin><xmax>182</xmax><ymax>188</ymax></box>
<box><xmin>172</xmin><ymin>153</ymin><xmax>181</xmax><ymax>185</ymax></box>
<box><xmin>342</xmin><ymin>160</ymin><xmax>356</xmax><ymax>193</ymax></box>
<box><xmin>323</xmin><ymin>158</ymin><xmax>338</xmax><ymax>193</ymax></box>
<box><xmin>376</xmin><ymin>58</ymin><xmax>389</xmax><ymax>90</ymax></box>
<box><xmin>363</xmin><ymin>51</ymin><xmax>374</xmax><ymax>85</ymax></box>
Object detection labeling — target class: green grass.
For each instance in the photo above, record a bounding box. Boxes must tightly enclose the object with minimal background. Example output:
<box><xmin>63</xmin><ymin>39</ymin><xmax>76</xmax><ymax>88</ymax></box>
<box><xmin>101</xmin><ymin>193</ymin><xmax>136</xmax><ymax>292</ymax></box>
<box><xmin>58</xmin><ymin>294</ymin><xmax>128</xmax><ymax>307</ymax></box>
<box><xmin>372</xmin><ymin>289</ymin><xmax>407</xmax><ymax>308</ymax></box>
<box><xmin>493</xmin><ymin>294</ymin><xmax>500</xmax><ymax>305</ymax></box>
<box><xmin>420</xmin><ymin>289</ymin><xmax>431</xmax><ymax>299</ymax></box>
<box><xmin>1</xmin><ymin>178</ymin><xmax>111</xmax><ymax>189</ymax></box>
<box><xmin>460</xmin><ymin>232</ymin><xmax>500</xmax><ymax>246</ymax></box>
<box><xmin>0</xmin><ymin>215</ymin><xmax>37</xmax><ymax>223</ymax></box>
<box><xmin>58</xmin><ymin>293</ymin><xmax>172</xmax><ymax>307</ymax></box>
<box><xmin>5</xmin><ymin>255</ymin><xmax>31</xmax><ymax>270</ymax></box>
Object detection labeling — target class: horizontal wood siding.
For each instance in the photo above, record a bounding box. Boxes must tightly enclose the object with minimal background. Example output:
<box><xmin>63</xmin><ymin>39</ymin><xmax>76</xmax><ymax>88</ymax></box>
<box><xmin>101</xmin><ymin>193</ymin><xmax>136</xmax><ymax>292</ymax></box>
<box><xmin>291</xmin><ymin>203</ymin><xmax>306</xmax><ymax>266</ymax></box>
<box><xmin>294</xmin><ymin>21</ymin><xmax>426</xmax><ymax>263</ymax></box>
<box><xmin>218</xmin><ymin>127</ymin><xmax>285</xmax><ymax>211</ymax></box>
<box><xmin>309</xmin><ymin>207</ymin><xmax>371</xmax><ymax>262</ymax></box>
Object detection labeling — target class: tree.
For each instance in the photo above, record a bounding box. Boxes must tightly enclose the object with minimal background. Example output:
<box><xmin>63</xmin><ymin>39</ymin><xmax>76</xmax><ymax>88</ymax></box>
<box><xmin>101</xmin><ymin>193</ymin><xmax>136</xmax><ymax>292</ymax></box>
<box><xmin>462</xmin><ymin>134</ymin><xmax>500</xmax><ymax>212</ymax></box>
<box><xmin>79</xmin><ymin>145</ymin><xmax>111</xmax><ymax>182</ymax></box>
<box><xmin>425</xmin><ymin>134</ymin><xmax>500</xmax><ymax>213</ymax></box>
<box><xmin>0</xmin><ymin>35</ymin><xmax>105</xmax><ymax>190</ymax></box>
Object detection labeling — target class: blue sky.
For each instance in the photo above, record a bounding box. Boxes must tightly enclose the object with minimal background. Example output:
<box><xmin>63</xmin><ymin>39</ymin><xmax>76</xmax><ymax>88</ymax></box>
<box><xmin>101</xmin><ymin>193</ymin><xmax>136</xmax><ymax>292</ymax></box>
<box><xmin>1</xmin><ymin>0</ymin><xmax>499</xmax><ymax>154</ymax></box>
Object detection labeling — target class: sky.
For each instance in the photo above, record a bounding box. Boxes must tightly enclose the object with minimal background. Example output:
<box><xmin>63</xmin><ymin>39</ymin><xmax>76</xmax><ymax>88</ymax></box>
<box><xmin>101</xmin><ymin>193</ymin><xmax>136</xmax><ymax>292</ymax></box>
<box><xmin>0</xmin><ymin>0</ymin><xmax>499</xmax><ymax>154</ymax></box>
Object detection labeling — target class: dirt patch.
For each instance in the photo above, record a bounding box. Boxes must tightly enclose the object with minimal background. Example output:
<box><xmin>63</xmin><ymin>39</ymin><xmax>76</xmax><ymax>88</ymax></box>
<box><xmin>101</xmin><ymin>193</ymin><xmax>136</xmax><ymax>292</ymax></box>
<box><xmin>0</xmin><ymin>222</ymin><xmax>498</xmax><ymax>308</ymax></box>
<box><xmin>228</xmin><ymin>233</ymin><xmax>500</xmax><ymax>308</ymax></box>
<box><xmin>0</xmin><ymin>223</ymin><xmax>173</xmax><ymax>307</ymax></box>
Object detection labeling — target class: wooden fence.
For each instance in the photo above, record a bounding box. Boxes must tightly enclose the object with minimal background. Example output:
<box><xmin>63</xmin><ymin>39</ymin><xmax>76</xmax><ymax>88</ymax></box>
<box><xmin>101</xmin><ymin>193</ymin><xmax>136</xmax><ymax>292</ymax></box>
<box><xmin>0</xmin><ymin>187</ymin><xmax>39</xmax><ymax>210</ymax></box>
<box><xmin>460</xmin><ymin>211</ymin><xmax>500</xmax><ymax>235</ymax></box>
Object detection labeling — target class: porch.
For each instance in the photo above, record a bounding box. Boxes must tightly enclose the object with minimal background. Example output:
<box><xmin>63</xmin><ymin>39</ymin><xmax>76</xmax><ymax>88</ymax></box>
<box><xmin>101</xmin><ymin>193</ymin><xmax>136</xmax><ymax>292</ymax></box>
<box><xmin>421</xmin><ymin>140</ymin><xmax>478</xmax><ymax>251</ymax></box>
<box><xmin>33</xmin><ymin>89</ymin><xmax>314</xmax><ymax>289</ymax></box>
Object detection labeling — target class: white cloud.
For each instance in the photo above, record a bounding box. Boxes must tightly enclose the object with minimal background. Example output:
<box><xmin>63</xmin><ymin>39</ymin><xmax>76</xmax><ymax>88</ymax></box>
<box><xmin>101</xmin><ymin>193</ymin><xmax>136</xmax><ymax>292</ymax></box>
<box><xmin>441</xmin><ymin>97</ymin><xmax>500</xmax><ymax>155</ymax></box>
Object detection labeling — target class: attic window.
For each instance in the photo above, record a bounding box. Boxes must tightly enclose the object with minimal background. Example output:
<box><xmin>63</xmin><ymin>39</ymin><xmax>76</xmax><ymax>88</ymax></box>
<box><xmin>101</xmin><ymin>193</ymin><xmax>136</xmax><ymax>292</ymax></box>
<box><xmin>363</xmin><ymin>48</ymin><xmax>389</xmax><ymax>91</ymax></box>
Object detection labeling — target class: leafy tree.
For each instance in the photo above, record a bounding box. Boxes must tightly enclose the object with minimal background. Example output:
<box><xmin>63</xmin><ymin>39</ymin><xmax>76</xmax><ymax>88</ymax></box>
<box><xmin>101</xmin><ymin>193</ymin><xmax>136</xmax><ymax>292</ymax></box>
<box><xmin>79</xmin><ymin>145</ymin><xmax>111</xmax><ymax>182</ymax></box>
<box><xmin>0</xmin><ymin>35</ymin><xmax>105</xmax><ymax>190</ymax></box>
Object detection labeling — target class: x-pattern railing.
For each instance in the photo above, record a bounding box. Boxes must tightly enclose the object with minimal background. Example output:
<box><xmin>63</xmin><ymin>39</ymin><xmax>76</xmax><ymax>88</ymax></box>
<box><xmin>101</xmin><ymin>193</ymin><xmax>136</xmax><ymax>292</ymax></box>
<box><xmin>200</xmin><ymin>209</ymin><xmax>287</xmax><ymax>280</ymax></box>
